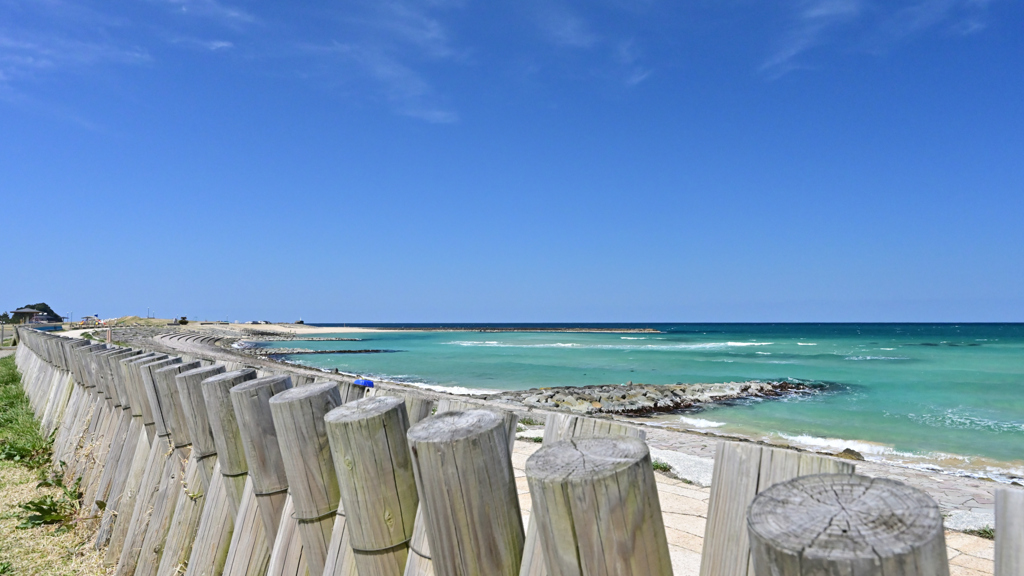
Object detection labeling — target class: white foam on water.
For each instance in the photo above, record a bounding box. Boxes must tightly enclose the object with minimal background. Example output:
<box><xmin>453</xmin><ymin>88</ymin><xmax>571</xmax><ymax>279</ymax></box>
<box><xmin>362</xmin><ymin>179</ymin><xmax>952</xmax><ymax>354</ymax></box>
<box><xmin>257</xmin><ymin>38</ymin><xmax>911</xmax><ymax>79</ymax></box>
<box><xmin>404</xmin><ymin>381</ymin><xmax>498</xmax><ymax>396</ymax></box>
<box><xmin>797</xmin><ymin>342</ymin><xmax>817</xmax><ymax>346</ymax></box>
<box><xmin>907</xmin><ymin>409</ymin><xmax>1024</xmax><ymax>434</ymax></box>
<box><xmin>446</xmin><ymin>340</ymin><xmax>773</xmax><ymax>352</ymax></box>
<box><xmin>844</xmin><ymin>355</ymin><xmax>910</xmax><ymax>361</ymax></box>
<box><xmin>778</xmin><ymin>433</ymin><xmax>912</xmax><ymax>457</ymax></box>
<box><xmin>620</xmin><ymin>336</ymin><xmax>647</xmax><ymax>339</ymax></box>
<box><xmin>679</xmin><ymin>416</ymin><xmax>727</xmax><ymax>428</ymax></box>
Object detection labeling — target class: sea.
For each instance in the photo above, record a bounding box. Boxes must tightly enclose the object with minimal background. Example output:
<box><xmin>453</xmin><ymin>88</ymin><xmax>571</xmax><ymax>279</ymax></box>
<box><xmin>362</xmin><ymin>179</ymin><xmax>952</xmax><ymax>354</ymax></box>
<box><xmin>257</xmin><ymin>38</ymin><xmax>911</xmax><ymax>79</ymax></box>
<box><xmin>255</xmin><ymin>323</ymin><xmax>1024</xmax><ymax>482</ymax></box>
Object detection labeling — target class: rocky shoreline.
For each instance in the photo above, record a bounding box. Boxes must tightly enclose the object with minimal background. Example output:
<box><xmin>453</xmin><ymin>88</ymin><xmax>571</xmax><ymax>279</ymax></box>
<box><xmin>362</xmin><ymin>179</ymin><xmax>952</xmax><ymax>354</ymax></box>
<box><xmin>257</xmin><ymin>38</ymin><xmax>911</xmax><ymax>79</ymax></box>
<box><xmin>486</xmin><ymin>380</ymin><xmax>819</xmax><ymax>416</ymax></box>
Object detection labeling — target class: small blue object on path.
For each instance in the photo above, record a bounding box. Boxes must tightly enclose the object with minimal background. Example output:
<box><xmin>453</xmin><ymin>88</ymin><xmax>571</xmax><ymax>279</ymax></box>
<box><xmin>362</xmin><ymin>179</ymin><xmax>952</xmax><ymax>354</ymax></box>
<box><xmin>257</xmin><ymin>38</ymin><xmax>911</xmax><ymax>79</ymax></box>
<box><xmin>354</xmin><ymin>378</ymin><xmax>374</xmax><ymax>388</ymax></box>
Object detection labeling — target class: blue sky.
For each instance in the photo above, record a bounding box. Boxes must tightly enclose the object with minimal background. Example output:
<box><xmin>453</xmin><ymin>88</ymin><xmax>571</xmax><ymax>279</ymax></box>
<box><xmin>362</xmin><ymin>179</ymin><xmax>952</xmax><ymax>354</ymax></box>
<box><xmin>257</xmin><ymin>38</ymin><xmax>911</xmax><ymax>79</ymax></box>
<box><xmin>2</xmin><ymin>0</ymin><xmax>1022</xmax><ymax>322</ymax></box>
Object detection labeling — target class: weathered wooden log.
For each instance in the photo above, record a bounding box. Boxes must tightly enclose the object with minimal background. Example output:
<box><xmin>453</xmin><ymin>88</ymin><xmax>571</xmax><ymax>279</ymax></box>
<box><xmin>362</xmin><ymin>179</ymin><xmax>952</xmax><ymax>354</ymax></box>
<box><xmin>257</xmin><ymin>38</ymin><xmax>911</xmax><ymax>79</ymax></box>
<box><xmin>203</xmin><ymin>369</ymin><xmax>276</xmax><ymax>576</ymax></box>
<box><xmin>407</xmin><ymin>410</ymin><xmax>524</xmax><ymax>576</ymax></box>
<box><xmin>268</xmin><ymin>381</ymin><xmax>343</xmax><ymax>576</ymax></box>
<box><xmin>230</xmin><ymin>374</ymin><xmax>294</xmax><ymax>548</ymax></box>
<box><xmin>519</xmin><ymin>414</ymin><xmax>648</xmax><ymax>576</ymax></box>
<box><xmin>184</xmin><ymin>459</ymin><xmax>234</xmax><ymax>576</ymax></box>
<box><xmin>747</xmin><ymin>474</ymin><xmax>949</xmax><ymax>576</ymax></box>
<box><xmin>176</xmin><ymin>364</ymin><xmax>227</xmax><ymax>490</ymax></box>
<box><xmin>700</xmin><ymin>441</ymin><xmax>855</xmax><ymax>576</ymax></box>
<box><xmin>133</xmin><ymin>355</ymin><xmax>174</xmax><ymax>442</ymax></box>
<box><xmin>104</xmin><ymin>352</ymin><xmax>164</xmax><ymax>564</ymax></box>
<box><xmin>93</xmin><ymin>349</ymin><xmax>146</xmax><ymax>532</ymax></box>
<box><xmin>132</xmin><ymin>361</ymin><xmax>194</xmax><ymax>576</ymax></box>
<box><xmin>202</xmin><ymin>368</ymin><xmax>258</xmax><ymax>514</ymax></box>
<box><xmin>267</xmin><ymin>494</ymin><xmax>310</xmax><ymax>576</ymax></box>
<box><xmin>153</xmin><ymin>361</ymin><xmax>215</xmax><ymax>576</ymax></box>
<box><xmin>222</xmin><ymin>477</ymin><xmax>274</xmax><ymax>576</ymax></box>
<box><xmin>525</xmin><ymin>437</ymin><xmax>672</xmax><ymax>576</ymax></box>
<box><xmin>995</xmin><ymin>486</ymin><xmax>1024</xmax><ymax>576</ymax></box>
<box><xmin>368</xmin><ymin>388</ymin><xmax>435</xmax><ymax>425</ymax></box>
<box><xmin>112</xmin><ymin>431</ymin><xmax>174</xmax><ymax>575</ymax></box>
<box><xmin>325</xmin><ymin>396</ymin><xmax>418</xmax><ymax>576</ymax></box>
<box><xmin>99</xmin><ymin>418</ymin><xmax>150</xmax><ymax>556</ymax></box>
<box><xmin>404</xmin><ymin>400</ymin><xmax>518</xmax><ymax>576</ymax></box>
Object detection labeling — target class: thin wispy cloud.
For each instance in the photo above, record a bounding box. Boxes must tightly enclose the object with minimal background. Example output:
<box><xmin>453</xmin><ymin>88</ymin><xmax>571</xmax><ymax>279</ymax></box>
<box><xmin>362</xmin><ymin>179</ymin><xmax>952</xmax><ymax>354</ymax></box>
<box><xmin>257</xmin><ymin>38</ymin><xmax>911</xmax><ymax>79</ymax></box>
<box><xmin>616</xmin><ymin>40</ymin><xmax>651</xmax><ymax>86</ymax></box>
<box><xmin>155</xmin><ymin>0</ymin><xmax>255</xmax><ymax>25</ymax></box>
<box><xmin>0</xmin><ymin>31</ymin><xmax>150</xmax><ymax>83</ymax></box>
<box><xmin>172</xmin><ymin>37</ymin><xmax>234</xmax><ymax>51</ymax></box>
<box><xmin>304</xmin><ymin>0</ymin><xmax>465</xmax><ymax>122</ymax></box>
<box><xmin>764</xmin><ymin>0</ymin><xmax>1000</xmax><ymax>78</ymax></box>
<box><xmin>762</xmin><ymin>0</ymin><xmax>862</xmax><ymax>78</ymax></box>
<box><xmin>308</xmin><ymin>41</ymin><xmax>458</xmax><ymax>124</ymax></box>
<box><xmin>538</xmin><ymin>8</ymin><xmax>599</xmax><ymax>48</ymax></box>
<box><xmin>866</xmin><ymin>0</ymin><xmax>994</xmax><ymax>50</ymax></box>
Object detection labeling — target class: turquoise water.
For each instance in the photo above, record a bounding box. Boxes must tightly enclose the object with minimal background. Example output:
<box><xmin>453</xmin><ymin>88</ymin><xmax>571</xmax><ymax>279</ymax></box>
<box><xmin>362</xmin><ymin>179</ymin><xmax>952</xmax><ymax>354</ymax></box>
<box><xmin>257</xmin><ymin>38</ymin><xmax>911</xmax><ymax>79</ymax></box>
<box><xmin>261</xmin><ymin>324</ymin><xmax>1024</xmax><ymax>477</ymax></box>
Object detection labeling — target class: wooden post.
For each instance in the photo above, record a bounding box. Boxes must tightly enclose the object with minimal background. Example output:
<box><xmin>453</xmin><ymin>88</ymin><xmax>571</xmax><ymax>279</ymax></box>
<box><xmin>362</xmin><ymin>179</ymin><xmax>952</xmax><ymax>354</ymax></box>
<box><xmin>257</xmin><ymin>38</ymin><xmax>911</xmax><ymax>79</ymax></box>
<box><xmin>405</xmin><ymin>400</ymin><xmax>518</xmax><ymax>576</ymax></box>
<box><xmin>525</xmin><ymin>437</ymin><xmax>671</xmax><ymax>576</ymax></box>
<box><xmin>269</xmin><ymin>381</ymin><xmax>343</xmax><ymax>576</ymax></box>
<box><xmin>325</xmin><ymin>396</ymin><xmax>418</xmax><ymax>576</ymax></box>
<box><xmin>202</xmin><ymin>368</ymin><xmax>258</xmax><ymax>514</ymax></box>
<box><xmin>204</xmin><ymin>368</ymin><xmax>276</xmax><ymax>576</ymax></box>
<box><xmin>132</xmin><ymin>360</ymin><xmax>196</xmax><ymax>576</ymax></box>
<box><xmin>174</xmin><ymin>362</ymin><xmax>234</xmax><ymax>576</ymax></box>
<box><xmin>176</xmin><ymin>364</ymin><xmax>226</xmax><ymax>488</ymax></box>
<box><xmin>747</xmin><ymin>474</ymin><xmax>949</xmax><ymax>576</ymax></box>
<box><xmin>519</xmin><ymin>414</ymin><xmax>648</xmax><ymax>576</ymax></box>
<box><xmin>407</xmin><ymin>409</ymin><xmax>524</xmax><ymax>576</ymax></box>
<box><xmin>368</xmin><ymin>388</ymin><xmax>435</xmax><ymax>425</ymax></box>
<box><xmin>230</xmin><ymin>374</ymin><xmax>294</xmax><ymax>548</ymax></box>
<box><xmin>995</xmin><ymin>486</ymin><xmax>1024</xmax><ymax>576</ymax></box>
<box><xmin>700</xmin><ymin>442</ymin><xmax>855</xmax><ymax>576</ymax></box>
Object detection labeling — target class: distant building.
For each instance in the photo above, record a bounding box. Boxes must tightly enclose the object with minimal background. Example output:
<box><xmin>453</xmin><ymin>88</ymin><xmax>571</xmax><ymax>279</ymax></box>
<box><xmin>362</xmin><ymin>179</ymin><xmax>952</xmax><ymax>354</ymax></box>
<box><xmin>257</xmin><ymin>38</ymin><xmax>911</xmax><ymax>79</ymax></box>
<box><xmin>12</xmin><ymin>307</ymin><xmax>63</xmax><ymax>324</ymax></box>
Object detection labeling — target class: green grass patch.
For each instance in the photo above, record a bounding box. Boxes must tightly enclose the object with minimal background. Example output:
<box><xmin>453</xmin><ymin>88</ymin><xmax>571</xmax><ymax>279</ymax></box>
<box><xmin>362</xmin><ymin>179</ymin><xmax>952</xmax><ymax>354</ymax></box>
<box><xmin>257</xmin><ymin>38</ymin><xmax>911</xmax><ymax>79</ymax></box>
<box><xmin>963</xmin><ymin>526</ymin><xmax>995</xmax><ymax>540</ymax></box>
<box><xmin>651</xmin><ymin>459</ymin><xmax>672</xmax><ymax>473</ymax></box>
<box><xmin>17</xmin><ymin>467</ymin><xmax>83</xmax><ymax>533</ymax></box>
<box><xmin>0</xmin><ymin>356</ymin><xmax>51</xmax><ymax>469</ymax></box>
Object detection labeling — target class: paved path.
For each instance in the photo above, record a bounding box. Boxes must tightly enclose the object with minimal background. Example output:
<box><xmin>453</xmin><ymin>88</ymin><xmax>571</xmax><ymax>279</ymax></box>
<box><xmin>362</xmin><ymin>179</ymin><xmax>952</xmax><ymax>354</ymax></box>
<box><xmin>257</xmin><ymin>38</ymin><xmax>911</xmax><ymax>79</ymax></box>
<box><xmin>510</xmin><ymin>438</ymin><xmax>995</xmax><ymax>576</ymax></box>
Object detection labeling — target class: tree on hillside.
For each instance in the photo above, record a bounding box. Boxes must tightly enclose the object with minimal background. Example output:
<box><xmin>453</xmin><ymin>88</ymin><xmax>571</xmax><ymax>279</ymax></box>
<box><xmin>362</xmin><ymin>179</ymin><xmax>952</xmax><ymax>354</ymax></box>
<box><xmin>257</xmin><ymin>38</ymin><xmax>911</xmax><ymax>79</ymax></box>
<box><xmin>22</xmin><ymin>303</ymin><xmax>62</xmax><ymax>321</ymax></box>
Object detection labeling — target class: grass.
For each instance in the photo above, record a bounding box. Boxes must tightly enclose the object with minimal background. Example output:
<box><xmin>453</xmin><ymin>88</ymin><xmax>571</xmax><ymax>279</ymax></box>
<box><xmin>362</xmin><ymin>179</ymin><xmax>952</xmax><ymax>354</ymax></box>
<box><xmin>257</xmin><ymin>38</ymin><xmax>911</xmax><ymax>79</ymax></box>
<box><xmin>963</xmin><ymin>527</ymin><xmax>995</xmax><ymax>540</ymax></box>
<box><xmin>651</xmin><ymin>459</ymin><xmax>672</xmax><ymax>473</ymax></box>
<box><xmin>0</xmin><ymin>356</ymin><xmax>110</xmax><ymax>575</ymax></box>
<box><xmin>519</xmin><ymin>417</ymin><xmax>542</xmax><ymax>426</ymax></box>
<box><xmin>0</xmin><ymin>357</ymin><xmax>51</xmax><ymax>469</ymax></box>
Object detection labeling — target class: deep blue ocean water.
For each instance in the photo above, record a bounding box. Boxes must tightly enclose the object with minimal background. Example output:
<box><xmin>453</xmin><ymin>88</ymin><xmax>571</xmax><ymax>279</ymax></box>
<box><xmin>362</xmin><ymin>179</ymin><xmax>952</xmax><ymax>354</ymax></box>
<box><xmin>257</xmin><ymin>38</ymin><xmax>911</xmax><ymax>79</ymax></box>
<box><xmin>258</xmin><ymin>324</ymin><xmax>1024</xmax><ymax>479</ymax></box>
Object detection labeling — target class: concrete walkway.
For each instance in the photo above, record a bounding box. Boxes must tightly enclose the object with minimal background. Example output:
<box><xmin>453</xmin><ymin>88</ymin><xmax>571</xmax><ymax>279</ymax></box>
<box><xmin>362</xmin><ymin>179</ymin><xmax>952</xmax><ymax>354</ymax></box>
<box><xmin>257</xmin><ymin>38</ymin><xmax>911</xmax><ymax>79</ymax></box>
<box><xmin>510</xmin><ymin>439</ymin><xmax>994</xmax><ymax>576</ymax></box>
